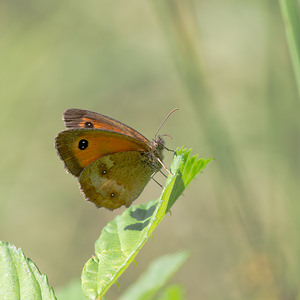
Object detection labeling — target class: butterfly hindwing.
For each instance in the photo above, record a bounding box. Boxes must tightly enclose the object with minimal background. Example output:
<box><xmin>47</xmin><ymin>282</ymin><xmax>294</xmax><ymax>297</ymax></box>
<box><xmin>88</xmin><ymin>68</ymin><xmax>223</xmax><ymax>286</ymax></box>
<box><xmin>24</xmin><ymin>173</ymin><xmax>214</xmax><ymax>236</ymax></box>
<box><xmin>79</xmin><ymin>151</ymin><xmax>159</xmax><ymax>210</ymax></box>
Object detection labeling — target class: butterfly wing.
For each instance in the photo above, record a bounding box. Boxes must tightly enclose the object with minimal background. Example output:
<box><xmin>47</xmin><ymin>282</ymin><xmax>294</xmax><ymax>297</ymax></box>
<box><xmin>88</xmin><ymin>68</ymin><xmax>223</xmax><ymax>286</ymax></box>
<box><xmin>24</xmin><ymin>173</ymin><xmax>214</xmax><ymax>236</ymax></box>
<box><xmin>79</xmin><ymin>151</ymin><xmax>159</xmax><ymax>210</ymax></box>
<box><xmin>55</xmin><ymin>129</ymin><xmax>151</xmax><ymax>177</ymax></box>
<box><xmin>63</xmin><ymin>108</ymin><xmax>150</xmax><ymax>144</ymax></box>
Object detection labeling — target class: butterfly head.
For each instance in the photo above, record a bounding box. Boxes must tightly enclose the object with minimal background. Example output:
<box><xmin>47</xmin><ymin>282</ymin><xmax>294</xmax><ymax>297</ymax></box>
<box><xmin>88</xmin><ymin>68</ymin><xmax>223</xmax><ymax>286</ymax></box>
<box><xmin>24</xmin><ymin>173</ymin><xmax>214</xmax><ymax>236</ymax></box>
<box><xmin>152</xmin><ymin>107</ymin><xmax>177</xmax><ymax>161</ymax></box>
<box><xmin>150</xmin><ymin>135</ymin><xmax>165</xmax><ymax>163</ymax></box>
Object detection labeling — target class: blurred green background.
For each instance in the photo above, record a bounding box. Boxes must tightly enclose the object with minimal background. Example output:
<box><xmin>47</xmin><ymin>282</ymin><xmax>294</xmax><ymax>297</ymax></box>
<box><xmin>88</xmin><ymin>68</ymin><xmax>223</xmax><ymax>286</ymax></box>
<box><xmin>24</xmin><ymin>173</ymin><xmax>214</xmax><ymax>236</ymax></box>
<box><xmin>1</xmin><ymin>0</ymin><xmax>300</xmax><ymax>299</ymax></box>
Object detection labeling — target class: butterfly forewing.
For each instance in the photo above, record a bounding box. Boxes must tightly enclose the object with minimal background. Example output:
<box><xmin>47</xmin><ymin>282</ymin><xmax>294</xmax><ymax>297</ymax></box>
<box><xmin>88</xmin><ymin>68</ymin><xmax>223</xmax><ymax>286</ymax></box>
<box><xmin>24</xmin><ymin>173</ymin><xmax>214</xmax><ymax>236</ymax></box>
<box><xmin>55</xmin><ymin>129</ymin><xmax>150</xmax><ymax>177</ymax></box>
<box><xmin>63</xmin><ymin>109</ymin><xmax>150</xmax><ymax>144</ymax></box>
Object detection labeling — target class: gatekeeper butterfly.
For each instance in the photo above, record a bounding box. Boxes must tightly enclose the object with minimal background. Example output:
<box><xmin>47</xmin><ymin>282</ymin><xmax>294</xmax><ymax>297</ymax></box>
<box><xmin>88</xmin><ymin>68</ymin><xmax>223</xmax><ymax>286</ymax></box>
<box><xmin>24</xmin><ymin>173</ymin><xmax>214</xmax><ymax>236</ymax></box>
<box><xmin>55</xmin><ymin>108</ymin><xmax>176</xmax><ymax>210</ymax></box>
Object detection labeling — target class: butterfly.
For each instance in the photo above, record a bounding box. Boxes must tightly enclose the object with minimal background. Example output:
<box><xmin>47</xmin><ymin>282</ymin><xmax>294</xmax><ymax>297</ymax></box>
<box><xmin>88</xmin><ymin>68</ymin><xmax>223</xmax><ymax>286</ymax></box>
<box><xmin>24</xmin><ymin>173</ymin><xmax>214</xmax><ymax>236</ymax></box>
<box><xmin>55</xmin><ymin>109</ymin><xmax>175</xmax><ymax>210</ymax></box>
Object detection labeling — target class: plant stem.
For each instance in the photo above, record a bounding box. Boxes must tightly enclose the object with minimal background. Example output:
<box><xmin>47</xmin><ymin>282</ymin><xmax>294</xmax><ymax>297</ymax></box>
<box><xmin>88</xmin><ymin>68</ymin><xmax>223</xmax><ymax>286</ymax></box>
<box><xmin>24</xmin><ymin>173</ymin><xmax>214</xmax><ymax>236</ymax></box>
<box><xmin>279</xmin><ymin>0</ymin><xmax>300</xmax><ymax>98</ymax></box>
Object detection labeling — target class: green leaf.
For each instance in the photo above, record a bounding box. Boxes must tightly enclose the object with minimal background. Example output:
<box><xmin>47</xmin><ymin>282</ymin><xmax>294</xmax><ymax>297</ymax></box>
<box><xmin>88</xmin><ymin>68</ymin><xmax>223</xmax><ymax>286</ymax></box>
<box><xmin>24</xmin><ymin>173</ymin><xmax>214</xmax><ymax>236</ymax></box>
<box><xmin>81</xmin><ymin>148</ymin><xmax>212</xmax><ymax>299</ymax></box>
<box><xmin>119</xmin><ymin>251</ymin><xmax>189</xmax><ymax>300</ymax></box>
<box><xmin>0</xmin><ymin>241</ymin><xmax>56</xmax><ymax>300</ymax></box>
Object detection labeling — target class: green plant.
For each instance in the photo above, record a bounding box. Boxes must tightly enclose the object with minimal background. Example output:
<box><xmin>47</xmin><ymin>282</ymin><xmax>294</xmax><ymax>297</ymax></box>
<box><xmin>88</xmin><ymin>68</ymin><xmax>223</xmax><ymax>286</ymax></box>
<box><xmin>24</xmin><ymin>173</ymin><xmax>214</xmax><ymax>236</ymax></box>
<box><xmin>279</xmin><ymin>0</ymin><xmax>300</xmax><ymax>97</ymax></box>
<box><xmin>0</xmin><ymin>148</ymin><xmax>211</xmax><ymax>299</ymax></box>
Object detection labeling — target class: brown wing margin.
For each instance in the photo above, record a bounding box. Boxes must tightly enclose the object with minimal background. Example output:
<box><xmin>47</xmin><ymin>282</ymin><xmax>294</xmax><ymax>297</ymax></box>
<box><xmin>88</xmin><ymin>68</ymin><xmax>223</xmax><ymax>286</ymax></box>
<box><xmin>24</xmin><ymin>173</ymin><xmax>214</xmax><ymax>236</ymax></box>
<box><xmin>63</xmin><ymin>108</ymin><xmax>150</xmax><ymax>144</ymax></box>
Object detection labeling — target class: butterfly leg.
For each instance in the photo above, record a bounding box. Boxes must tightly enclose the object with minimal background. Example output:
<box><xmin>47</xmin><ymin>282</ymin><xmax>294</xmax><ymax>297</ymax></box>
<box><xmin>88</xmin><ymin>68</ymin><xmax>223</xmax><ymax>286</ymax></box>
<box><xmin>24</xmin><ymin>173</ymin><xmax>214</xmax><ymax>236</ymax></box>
<box><xmin>159</xmin><ymin>169</ymin><xmax>167</xmax><ymax>178</ymax></box>
<box><xmin>157</xmin><ymin>158</ymin><xmax>173</xmax><ymax>176</ymax></box>
<box><xmin>164</xmin><ymin>146</ymin><xmax>175</xmax><ymax>152</ymax></box>
<box><xmin>150</xmin><ymin>173</ymin><xmax>163</xmax><ymax>189</ymax></box>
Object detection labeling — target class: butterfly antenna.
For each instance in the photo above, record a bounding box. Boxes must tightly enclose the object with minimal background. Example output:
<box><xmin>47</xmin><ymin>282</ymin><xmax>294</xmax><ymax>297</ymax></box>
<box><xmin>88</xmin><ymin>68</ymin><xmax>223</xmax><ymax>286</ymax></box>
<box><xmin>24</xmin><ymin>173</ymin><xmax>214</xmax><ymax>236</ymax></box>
<box><xmin>154</xmin><ymin>108</ymin><xmax>178</xmax><ymax>139</ymax></box>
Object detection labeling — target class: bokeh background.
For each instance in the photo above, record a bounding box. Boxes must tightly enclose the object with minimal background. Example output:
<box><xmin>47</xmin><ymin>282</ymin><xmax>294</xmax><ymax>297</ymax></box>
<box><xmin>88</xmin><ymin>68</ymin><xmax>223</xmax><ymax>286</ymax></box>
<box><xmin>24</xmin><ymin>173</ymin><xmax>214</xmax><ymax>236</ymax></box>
<box><xmin>1</xmin><ymin>0</ymin><xmax>300</xmax><ymax>299</ymax></box>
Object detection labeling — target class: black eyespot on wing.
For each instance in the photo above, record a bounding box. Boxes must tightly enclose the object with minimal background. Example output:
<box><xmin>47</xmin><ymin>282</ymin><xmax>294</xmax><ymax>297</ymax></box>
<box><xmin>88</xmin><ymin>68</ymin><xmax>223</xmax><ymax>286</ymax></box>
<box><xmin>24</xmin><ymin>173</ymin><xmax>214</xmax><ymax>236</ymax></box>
<box><xmin>78</xmin><ymin>139</ymin><xmax>88</xmax><ymax>150</ymax></box>
<box><xmin>99</xmin><ymin>163</ymin><xmax>108</xmax><ymax>176</ymax></box>
<box><xmin>85</xmin><ymin>121</ymin><xmax>94</xmax><ymax>128</ymax></box>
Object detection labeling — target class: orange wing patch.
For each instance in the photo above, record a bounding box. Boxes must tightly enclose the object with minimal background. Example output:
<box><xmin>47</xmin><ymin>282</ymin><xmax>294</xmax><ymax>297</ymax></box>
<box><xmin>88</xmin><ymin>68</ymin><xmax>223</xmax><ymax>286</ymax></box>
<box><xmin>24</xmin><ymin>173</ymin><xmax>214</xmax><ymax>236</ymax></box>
<box><xmin>55</xmin><ymin>129</ymin><xmax>150</xmax><ymax>177</ymax></box>
<box><xmin>75</xmin><ymin>117</ymin><xmax>126</xmax><ymax>132</ymax></box>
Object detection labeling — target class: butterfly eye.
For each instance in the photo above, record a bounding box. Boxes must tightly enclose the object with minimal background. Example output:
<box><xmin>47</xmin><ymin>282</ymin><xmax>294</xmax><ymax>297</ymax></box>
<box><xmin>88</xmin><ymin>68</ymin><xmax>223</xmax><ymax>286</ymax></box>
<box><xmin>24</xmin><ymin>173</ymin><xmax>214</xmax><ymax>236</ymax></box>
<box><xmin>110</xmin><ymin>192</ymin><xmax>115</xmax><ymax>198</ymax></box>
<box><xmin>78</xmin><ymin>139</ymin><xmax>89</xmax><ymax>150</ymax></box>
<box><xmin>84</xmin><ymin>121</ymin><xmax>94</xmax><ymax>128</ymax></box>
